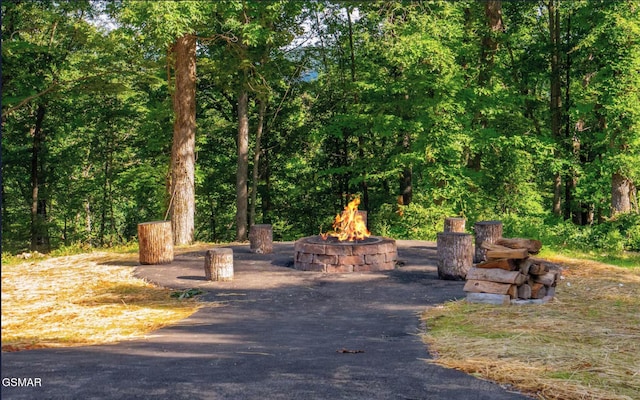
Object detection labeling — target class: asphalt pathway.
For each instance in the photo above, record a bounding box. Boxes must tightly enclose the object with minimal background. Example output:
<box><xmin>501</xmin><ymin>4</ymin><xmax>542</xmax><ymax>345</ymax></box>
<box><xmin>1</xmin><ymin>240</ymin><xmax>532</xmax><ymax>399</ymax></box>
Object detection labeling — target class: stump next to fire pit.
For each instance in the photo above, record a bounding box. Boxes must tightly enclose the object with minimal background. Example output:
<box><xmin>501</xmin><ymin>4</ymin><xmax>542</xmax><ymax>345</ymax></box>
<box><xmin>294</xmin><ymin>236</ymin><xmax>397</xmax><ymax>273</ymax></box>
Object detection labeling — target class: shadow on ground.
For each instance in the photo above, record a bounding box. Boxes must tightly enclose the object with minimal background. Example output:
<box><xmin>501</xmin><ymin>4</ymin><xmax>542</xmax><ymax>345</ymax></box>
<box><xmin>1</xmin><ymin>240</ymin><xmax>532</xmax><ymax>400</ymax></box>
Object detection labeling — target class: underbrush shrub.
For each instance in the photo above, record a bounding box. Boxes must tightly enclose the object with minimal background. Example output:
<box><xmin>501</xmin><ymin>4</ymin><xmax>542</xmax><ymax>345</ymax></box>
<box><xmin>500</xmin><ymin>214</ymin><xmax>549</xmax><ymax>241</ymax></box>
<box><xmin>507</xmin><ymin>212</ymin><xmax>640</xmax><ymax>252</ymax></box>
<box><xmin>372</xmin><ymin>202</ymin><xmax>455</xmax><ymax>240</ymax></box>
<box><xmin>593</xmin><ymin>213</ymin><xmax>640</xmax><ymax>252</ymax></box>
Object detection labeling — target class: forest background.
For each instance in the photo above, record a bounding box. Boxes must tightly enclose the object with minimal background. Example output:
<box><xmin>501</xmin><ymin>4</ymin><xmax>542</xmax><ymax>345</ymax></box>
<box><xmin>2</xmin><ymin>0</ymin><xmax>639</xmax><ymax>256</ymax></box>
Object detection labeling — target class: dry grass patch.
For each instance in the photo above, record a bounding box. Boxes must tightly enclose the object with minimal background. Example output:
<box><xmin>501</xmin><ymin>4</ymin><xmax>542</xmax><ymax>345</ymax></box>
<box><xmin>422</xmin><ymin>256</ymin><xmax>640</xmax><ymax>400</ymax></box>
<box><xmin>1</xmin><ymin>252</ymin><xmax>203</xmax><ymax>351</ymax></box>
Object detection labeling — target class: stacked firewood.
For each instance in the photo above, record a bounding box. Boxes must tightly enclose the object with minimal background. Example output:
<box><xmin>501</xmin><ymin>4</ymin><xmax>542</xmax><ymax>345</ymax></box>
<box><xmin>464</xmin><ymin>238</ymin><xmax>562</xmax><ymax>305</ymax></box>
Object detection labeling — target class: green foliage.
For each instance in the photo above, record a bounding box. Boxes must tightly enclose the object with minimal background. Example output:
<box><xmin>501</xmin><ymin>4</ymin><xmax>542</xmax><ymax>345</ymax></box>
<box><xmin>501</xmin><ymin>213</ymin><xmax>640</xmax><ymax>253</ymax></box>
<box><xmin>2</xmin><ymin>1</ymin><xmax>639</xmax><ymax>258</ymax></box>
<box><xmin>372</xmin><ymin>195</ymin><xmax>457</xmax><ymax>240</ymax></box>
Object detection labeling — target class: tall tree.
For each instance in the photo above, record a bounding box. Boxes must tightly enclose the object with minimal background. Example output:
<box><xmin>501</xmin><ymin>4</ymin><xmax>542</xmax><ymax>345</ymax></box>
<box><xmin>170</xmin><ymin>33</ymin><xmax>197</xmax><ymax>245</ymax></box>
<box><xmin>117</xmin><ymin>1</ymin><xmax>209</xmax><ymax>245</ymax></box>
<box><xmin>548</xmin><ymin>0</ymin><xmax>563</xmax><ymax>217</ymax></box>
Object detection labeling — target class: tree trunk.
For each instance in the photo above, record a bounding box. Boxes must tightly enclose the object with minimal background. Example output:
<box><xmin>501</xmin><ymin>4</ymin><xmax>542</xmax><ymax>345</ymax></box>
<box><xmin>611</xmin><ymin>172</ymin><xmax>632</xmax><ymax>215</ymax></box>
<box><xmin>236</xmin><ymin>78</ymin><xmax>249</xmax><ymax>242</ymax></box>
<box><xmin>138</xmin><ymin>221</ymin><xmax>174</xmax><ymax>265</ymax></box>
<box><xmin>30</xmin><ymin>104</ymin><xmax>49</xmax><ymax>252</ymax></box>
<box><xmin>249</xmin><ymin>98</ymin><xmax>266</xmax><ymax>227</ymax></box>
<box><xmin>263</xmin><ymin>134</ymin><xmax>272</xmax><ymax>223</ymax></box>
<box><xmin>553</xmin><ymin>173</ymin><xmax>562</xmax><ymax>216</ymax></box>
<box><xmin>400</xmin><ymin>132</ymin><xmax>412</xmax><ymax>206</ymax></box>
<box><xmin>548</xmin><ymin>0</ymin><xmax>563</xmax><ymax>217</ymax></box>
<box><xmin>401</xmin><ymin>166</ymin><xmax>412</xmax><ymax>206</ymax></box>
<box><xmin>478</xmin><ymin>0</ymin><xmax>503</xmax><ymax>86</ymax></box>
<box><xmin>563</xmin><ymin>11</ymin><xmax>581</xmax><ymax>224</ymax></box>
<box><xmin>170</xmin><ymin>34</ymin><xmax>197</xmax><ymax>245</ymax></box>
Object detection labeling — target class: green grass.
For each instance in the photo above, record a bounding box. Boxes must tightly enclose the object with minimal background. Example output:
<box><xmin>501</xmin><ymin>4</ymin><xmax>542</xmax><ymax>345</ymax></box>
<box><xmin>539</xmin><ymin>247</ymin><xmax>640</xmax><ymax>269</ymax></box>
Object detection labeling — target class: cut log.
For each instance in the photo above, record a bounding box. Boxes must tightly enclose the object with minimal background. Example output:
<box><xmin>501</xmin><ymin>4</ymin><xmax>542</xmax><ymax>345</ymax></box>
<box><xmin>466</xmin><ymin>292</ymin><xmax>511</xmax><ymax>305</ymax></box>
<box><xmin>518</xmin><ymin>258</ymin><xmax>533</xmax><ymax>275</ymax></box>
<box><xmin>480</xmin><ymin>243</ymin><xmax>529</xmax><ymax>259</ymax></box>
<box><xmin>532</xmin><ymin>271</ymin><xmax>558</xmax><ymax>286</ymax></box>
<box><xmin>475</xmin><ymin>258</ymin><xmax>517</xmax><ymax>271</ymax></box>
<box><xmin>507</xmin><ymin>284</ymin><xmax>518</xmax><ymax>299</ymax></box>
<box><xmin>529</xmin><ymin>263</ymin><xmax>549</xmax><ymax>275</ymax></box>
<box><xmin>138</xmin><ymin>221</ymin><xmax>174</xmax><ymax>265</ymax></box>
<box><xmin>486</xmin><ymin>248</ymin><xmax>529</xmax><ymax>260</ymax></box>
<box><xmin>204</xmin><ymin>248</ymin><xmax>234</xmax><ymax>281</ymax></box>
<box><xmin>466</xmin><ymin>267</ymin><xmax>527</xmax><ymax>285</ymax></box>
<box><xmin>249</xmin><ymin>224</ymin><xmax>273</xmax><ymax>254</ymax></box>
<box><xmin>464</xmin><ymin>279</ymin><xmax>517</xmax><ymax>297</ymax></box>
<box><xmin>495</xmin><ymin>238</ymin><xmax>542</xmax><ymax>254</ymax></box>
<box><xmin>480</xmin><ymin>242</ymin><xmax>510</xmax><ymax>251</ymax></box>
<box><xmin>437</xmin><ymin>232</ymin><xmax>473</xmax><ymax>280</ymax></box>
<box><xmin>443</xmin><ymin>217</ymin><xmax>466</xmax><ymax>233</ymax></box>
<box><xmin>531</xmin><ymin>282</ymin><xmax>547</xmax><ymax>299</ymax></box>
<box><xmin>517</xmin><ymin>283</ymin><xmax>532</xmax><ymax>299</ymax></box>
<box><xmin>530</xmin><ymin>258</ymin><xmax>564</xmax><ymax>271</ymax></box>
<box><xmin>474</xmin><ymin>220</ymin><xmax>503</xmax><ymax>263</ymax></box>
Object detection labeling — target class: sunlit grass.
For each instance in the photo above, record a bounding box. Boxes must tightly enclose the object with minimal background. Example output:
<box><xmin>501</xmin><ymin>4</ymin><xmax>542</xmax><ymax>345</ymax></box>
<box><xmin>422</xmin><ymin>255</ymin><xmax>640</xmax><ymax>400</ymax></box>
<box><xmin>539</xmin><ymin>247</ymin><xmax>640</xmax><ymax>269</ymax></box>
<box><xmin>1</xmin><ymin>251</ymin><xmax>205</xmax><ymax>351</ymax></box>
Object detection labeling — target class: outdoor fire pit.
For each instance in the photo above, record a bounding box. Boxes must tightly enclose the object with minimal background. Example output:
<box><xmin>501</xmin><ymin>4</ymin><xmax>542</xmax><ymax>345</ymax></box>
<box><xmin>294</xmin><ymin>235</ymin><xmax>397</xmax><ymax>273</ymax></box>
<box><xmin>293</xmin><ymin>197</ymin><xmax>397</xmax><ymax>273</ymax></box>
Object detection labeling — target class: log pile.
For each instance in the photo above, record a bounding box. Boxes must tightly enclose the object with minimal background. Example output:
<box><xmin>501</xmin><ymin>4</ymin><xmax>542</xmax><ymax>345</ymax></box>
<box><xmin>464</xmin><ymin>238</ymin><xmax>562</xmax><ymax>305</ymax></box>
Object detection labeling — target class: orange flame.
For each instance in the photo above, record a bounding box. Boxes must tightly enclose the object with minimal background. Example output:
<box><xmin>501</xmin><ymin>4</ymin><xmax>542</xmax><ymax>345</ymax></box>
<box><xmin>322</xmin><ymin>197</ymin><xmax>371</xmax><ymax>241</ymax></box>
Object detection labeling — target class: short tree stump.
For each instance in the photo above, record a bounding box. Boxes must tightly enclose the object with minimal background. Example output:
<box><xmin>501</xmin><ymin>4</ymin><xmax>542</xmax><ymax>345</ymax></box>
<box><xmin>204</xmin><ymin>248</ymin><xmax>234</xmax><ymax>281</ymax></box>
<box><xmin>249</xmin><ymin>224</ymin><xmax>273</xmax><ymax>254</ymax></box>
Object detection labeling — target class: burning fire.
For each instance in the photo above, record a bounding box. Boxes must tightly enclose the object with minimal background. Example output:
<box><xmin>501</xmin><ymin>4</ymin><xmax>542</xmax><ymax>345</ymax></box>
<box><xmin>321</xmin><ymin>197</ymin><xmax>371</xmax><ymax>241</ymax></box>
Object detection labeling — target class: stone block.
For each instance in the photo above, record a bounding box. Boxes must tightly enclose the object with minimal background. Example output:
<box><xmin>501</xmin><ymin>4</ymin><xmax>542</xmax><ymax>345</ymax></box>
<box><xmin>353</xmin><ymin>264</ymin><xmax>372</xmax><ymax>272</ymax></box>
<box><xmin>385</xmin><ymin>251</ymin><xmax>398</xmax><ymax>263</ymax></box>
<box><xmin>296</xmin><ymin>262</ymin><xmax>325</xmax><ymax>272</ymax></box>
<box><xmin>338</xmin><ymin>255</ymin><xmax>365</xmax><ymax>265</ymax></box>
<box><xmin>326</xmin><ymin>265</ymin><xmax>354</xmax><ymax>273</ymax></box>
<box><xmin>324</xmin><ymin>245</ymin><xmax>353</xmax><ymax>256</ymax></box>
<box><xmin>314</xmin><ymin>254</ymin><xmax>338</xmax><ymax>265</ymax></box>
<box><xmin>301</xmin><ymin>243</ymin><xmax>327</xmax><ymax>254</ymax></box>
<box><xmin>365</xmin><ymin>253</ymin><xmax>385</xmax><ymax>264</ymax></box>
<box><xmin>352</xmin><ymin>245</ymin><xmax>381</xmax><ymax>255</ymax></box>
<box><xmin>297</xmin><ymin>252</ymin><xmax>314</xmax><ymax>263</ymax></box>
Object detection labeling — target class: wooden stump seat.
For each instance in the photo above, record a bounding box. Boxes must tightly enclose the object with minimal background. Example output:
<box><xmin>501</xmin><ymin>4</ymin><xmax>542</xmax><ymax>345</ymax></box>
<box><xmin>204</xmin><ymin>248</ymin><xmax>234</xmax><ymax>281</ymax></box>
<box><xmin>443</xmin><ymin>217</ymin><xmax>466</xmax><ymax>233</ymax></box>
<box><xmin>249</xmin><ymin>224</ymin><xmax>273</xmax><ymax>254</ymax></box>
<box><xmin>437</xmin><ymin>232</ymin><xmax>473</xmax><ymax>280</ymax></box>
<box><xmin>474</xmin><ymin>220</ymin><xmax>503</xmax><ymax>263</ymax></box>
<box><xmin>138</xmin><ymin>221</ymin><xmax>174</xmax><ymax>265</ymax></box>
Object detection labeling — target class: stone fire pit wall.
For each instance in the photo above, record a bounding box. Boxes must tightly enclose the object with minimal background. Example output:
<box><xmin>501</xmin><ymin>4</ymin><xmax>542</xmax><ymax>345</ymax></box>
<box><xmin>294</xmin><ymin>236</ymin><xmax>397</xmax><ymax>273</ymax></box>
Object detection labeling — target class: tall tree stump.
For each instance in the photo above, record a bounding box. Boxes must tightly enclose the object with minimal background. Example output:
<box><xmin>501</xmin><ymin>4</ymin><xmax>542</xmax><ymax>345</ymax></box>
<box><xmin>474</xmin><ymin>220</ymin><xmax>503</xmax><ymax>263</ymax></box>
<box><xmin>249</xmin><ymin>224</ymin><xmax>273</xmax><ymax>254</ymax></box>
<box><xmin>437</xmin><ymin>232</ymin><xmax>473</xmax><ymax>280</ymax></box>
<box><xmin>443</xmin><ymin>217</ymin><xmax>466</xmax><ymax>233</ymax></box>
<box><xmin>204</xmin><ymin>248</ymin><xmax>234</xmax><ymax>281</ymax></box>
<box><xmin>138</xmin><ymin>221</ymin><xmax>174</xmax><ymax>265</ymax></box>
